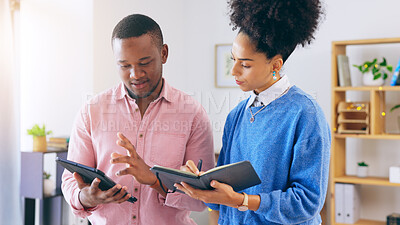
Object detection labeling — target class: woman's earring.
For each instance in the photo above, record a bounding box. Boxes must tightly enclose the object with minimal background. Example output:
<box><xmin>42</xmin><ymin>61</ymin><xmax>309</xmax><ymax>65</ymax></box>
<box><xmin>273</xmin><ymin>71</ymin><xmax>277</xmax><ymax>81</ymax></box>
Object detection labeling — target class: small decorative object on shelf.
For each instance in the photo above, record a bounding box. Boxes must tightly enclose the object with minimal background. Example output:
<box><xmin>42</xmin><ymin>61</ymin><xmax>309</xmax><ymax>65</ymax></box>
<box><xmin>357</xmin><ymin>161</ymin><xmax>369</xmax><ymax>178</ymax></box>
<box><xmin>389</xmin><ymin>165</ymin><xmax>400</xmax><ymax>184</ymax></box>
<box><xmin>353</xmin><ymin>57</ymin><xmax>393</xmax><ymax>86</ymax></box>
<box><xmin>337</xmin><ymin>102</ymin><xmax>369</xmax><ymax>134</ymax></box>
<box><xmin>43</xmin><ymin>171</ymin><xmax>56</xmax><ymax>197</ymax></box>
<box><xmin>387</xmin><ymin>213</ymin><xmax>400</xmax><ymax>225</ymax></box>
<box><xmin>27</xmin><ymin>124</ymin><xmax>52</xmax><ymax>152</ymax></box>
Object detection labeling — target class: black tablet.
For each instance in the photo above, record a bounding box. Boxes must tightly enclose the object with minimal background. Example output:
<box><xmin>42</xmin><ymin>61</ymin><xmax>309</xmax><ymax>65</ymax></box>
<box><xmin>56</xmin><ymin>157</ymin><xmax>137</xmax><ymax>203</ymax></box>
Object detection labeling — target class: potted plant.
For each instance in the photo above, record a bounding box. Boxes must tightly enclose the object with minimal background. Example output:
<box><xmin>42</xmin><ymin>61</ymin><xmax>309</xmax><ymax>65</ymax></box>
<box><xmin>357</xmin><ymin>161</ymin><xmax>369</xmax><ymax>178</ymax></box>
<box><xmin>43</xmin><ymin>171</ymin><xmax>56</xmax><ymax>196</ymax></box>
<box><xmin>27</xmin><ymin>124</ymin><xmax>52</xmax><ymax>152</ymax></box>
<box><xmin>353</xmin><ymin>57</ymin><xmax>393</xmax><ymax>86</ymax></box>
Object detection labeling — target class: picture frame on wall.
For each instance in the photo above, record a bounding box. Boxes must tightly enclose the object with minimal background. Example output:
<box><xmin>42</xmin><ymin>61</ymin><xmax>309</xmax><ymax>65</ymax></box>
<box><xmin>215</xmin><ymin>43</ymin><xmax>235</xmax><ymax>88</ymax></box>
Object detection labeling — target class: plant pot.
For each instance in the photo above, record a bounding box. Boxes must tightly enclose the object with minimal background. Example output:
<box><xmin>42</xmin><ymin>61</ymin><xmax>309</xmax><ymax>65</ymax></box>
<box><xmin>33</xmin><ymin>136</ymin><xmax>47</xmax><ymax>152</ymax></box>
<box><xmin>43</xmin><ymin>179</ymin><xmax>56</xmax><ymax>196</ymax></box>
<box><xmin>362</xmin><ymin>71</ymin><xmax>384</xmax><ymax>86</ymax></box>
<box><xmin>357</xmin><ymin>166</ymin><xmax>368</xmax><ymax>178</ymax></box>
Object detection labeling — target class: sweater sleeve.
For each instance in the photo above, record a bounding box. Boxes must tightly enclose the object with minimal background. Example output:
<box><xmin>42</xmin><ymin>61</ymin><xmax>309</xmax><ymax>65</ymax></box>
<box><xmin>255</xmin><ymin>110</ymin><xmax>331</xmax><ymax>224</ymax></box>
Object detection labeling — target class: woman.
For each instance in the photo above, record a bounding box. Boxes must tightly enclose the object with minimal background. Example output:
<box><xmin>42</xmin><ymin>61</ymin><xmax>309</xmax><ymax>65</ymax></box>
<box><xmin>175</xmin><ymin>0</ymin><xmax>330</xmax><ymax>224</ymax></box>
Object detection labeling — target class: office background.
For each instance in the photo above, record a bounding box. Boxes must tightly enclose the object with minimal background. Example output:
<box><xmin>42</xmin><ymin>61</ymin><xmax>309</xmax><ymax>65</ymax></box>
<box><xmin>1</xmin><ymin>0</ymin><xmax>400</xmax><ymax>224</ymax></box>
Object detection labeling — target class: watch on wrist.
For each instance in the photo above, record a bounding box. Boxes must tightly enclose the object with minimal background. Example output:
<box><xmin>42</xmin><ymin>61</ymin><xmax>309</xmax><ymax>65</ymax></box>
<box><xmin>237</xmin><ymin>192</ymin><xmax>249</xmax><ymax>211</ymax></box>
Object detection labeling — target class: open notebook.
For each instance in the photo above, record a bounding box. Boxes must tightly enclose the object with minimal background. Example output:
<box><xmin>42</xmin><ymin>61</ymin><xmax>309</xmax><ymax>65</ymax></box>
<box><xmin>150</xmin><ymin>160</ymin><xmax>261</xmax><ymax>193</ymax></box>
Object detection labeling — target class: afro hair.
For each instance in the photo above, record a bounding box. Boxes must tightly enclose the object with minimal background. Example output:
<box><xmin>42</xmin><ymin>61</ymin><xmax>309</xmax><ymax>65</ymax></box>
<box><xmin>228</xmin><ymin>0</ymin><xmax>324</xmax><ymax>62</ymax></box>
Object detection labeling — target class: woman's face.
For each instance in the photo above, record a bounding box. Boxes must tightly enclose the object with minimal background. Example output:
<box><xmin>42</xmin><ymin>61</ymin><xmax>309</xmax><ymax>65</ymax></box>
<box><xmin>231</xmin><ymin>32</ymin><xmax>281</xmax><ymax>93</ymax></box>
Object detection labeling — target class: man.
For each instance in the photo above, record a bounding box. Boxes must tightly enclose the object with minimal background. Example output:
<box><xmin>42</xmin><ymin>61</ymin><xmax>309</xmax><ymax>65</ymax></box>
<box><xmin>62</xmin><ymin>14</ymin><xmax>215</xmax><ymax>225</ymax></box>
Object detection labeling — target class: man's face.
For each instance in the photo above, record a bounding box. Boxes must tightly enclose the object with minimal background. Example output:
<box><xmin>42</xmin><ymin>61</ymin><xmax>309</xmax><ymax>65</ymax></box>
<box><xmin>112</xmin><ymin>34</ymin><xmax>168</xmax><ymax>98</ymax></box>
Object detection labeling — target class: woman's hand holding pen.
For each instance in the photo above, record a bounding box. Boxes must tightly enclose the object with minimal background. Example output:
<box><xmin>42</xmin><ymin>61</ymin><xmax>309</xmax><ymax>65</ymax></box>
<box><xmin>176</xmin><ymin>159</ymin><xmax>244</xmax><ymax>208</ymax></box>
<box><xmin>180</xmin><ymin>159</ymin><xmax>205</xmax><ymax>176</ymax></box>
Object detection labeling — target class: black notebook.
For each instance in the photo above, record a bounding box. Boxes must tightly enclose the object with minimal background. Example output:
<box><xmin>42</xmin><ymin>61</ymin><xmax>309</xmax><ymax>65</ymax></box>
<box><xmin>56</xmin><ymin>157</ymin><xmax>137</xmax><ymax>203</ymax></box>
<box><xmin>150</xmin><ymin>160</ymin><xmax>261</xmax><ymax>193</ymax></box>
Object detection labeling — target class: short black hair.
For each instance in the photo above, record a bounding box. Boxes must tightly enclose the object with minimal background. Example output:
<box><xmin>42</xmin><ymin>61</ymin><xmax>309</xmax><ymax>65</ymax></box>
<box><xmin>228</xmin><ymin>0</ymin><xmax>324</xmax><ymax>62</ymax></box>
<box><xmin>111</xmin><ymin>14</ymin><xmax>163</xmax><ymax>49</ymax></box>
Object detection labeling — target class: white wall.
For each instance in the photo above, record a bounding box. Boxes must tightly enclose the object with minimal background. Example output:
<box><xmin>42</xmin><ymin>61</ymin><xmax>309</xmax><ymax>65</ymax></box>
<box><xmin>20</xmin><ymin>0</ymin><xmax>93</xmax><ymax>150</ymax></box>
<box><xmin>19</xmin><ymin>0</ymin><xmax>400</xmax><ymax>224</ymax></box>
<box><xmin>20</xmin><ymin>1</ymin><xmax>93</xmax><ymax>223</ymax></box>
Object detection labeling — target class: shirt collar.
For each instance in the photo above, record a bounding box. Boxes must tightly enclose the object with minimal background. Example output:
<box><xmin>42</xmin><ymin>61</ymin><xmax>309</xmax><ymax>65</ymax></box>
<box><xmin>116</xmin><ymin>78</ymin><xmax>173</xmax><ymax>103</ymax></box>
<box><xmin>246</xmin><ymin>74</ymin><xmax>291</xmax><ymax>109</ymax></box>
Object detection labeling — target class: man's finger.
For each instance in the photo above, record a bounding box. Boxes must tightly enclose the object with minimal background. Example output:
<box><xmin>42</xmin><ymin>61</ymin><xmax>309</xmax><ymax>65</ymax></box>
<box><xmin>90</xmin><ymin>178</ymin><xmax>101</xmax><ymax>189</ymax></box>
<box><xmin>73</xmin><ymin>172</ymin><xmax>87</xmax><ymax>189</ymax></box>
<box><xmin>117</xmin><ymin>132</ymin><xmax>138</xmax><ymax>158</ymax></box>
<box><xmin>115</xmin><ymin>167</ymin><xmax>136</xmax><ymax>176</ymax></box>
<box><xmin>110</xmin><ymin>155</ymin><xmax>134</xmax><ymax>165</ymax></box>
<box><xmin>104</xmin><ymin>183</ymin><xmax>122</xmax><ymax>197</ymax></box>
<box><xmin>110</xmin><ymin>152</ymin><xmax>124</xmax><ymax>159</ymax></box>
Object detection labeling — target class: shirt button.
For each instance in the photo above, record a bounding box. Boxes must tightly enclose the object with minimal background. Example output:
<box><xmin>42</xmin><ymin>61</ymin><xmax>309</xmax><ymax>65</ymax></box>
<box><xmin>139</xmin><ymin>134</ymin><xmax>143</xmax><ymax>138</ymax></box>
<box><xmin>134</xmin><ymin>188</ymin><xmax>138</xmax><ymax>192</ymax></box>
<box><xmin>133</xmin><ymin>215</ymin><xmax>137</xmax><ymax>219</ymax></box>
<box><xmin>135</xmin><ymin>108</ymin><xmax>139</xmax><ymax>112</ymax></box>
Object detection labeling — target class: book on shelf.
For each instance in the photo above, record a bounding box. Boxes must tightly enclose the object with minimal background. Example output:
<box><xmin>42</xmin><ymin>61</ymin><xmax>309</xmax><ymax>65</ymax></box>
<box><xmin>337</xmin><ymin>54</ymin><xmax>352</xmax><ymax>87</ymax></box>
<box><xmin>335</xmin><ymin>183</ymin><xmax>345</xmax><ymax>223</ymax></box>
<box><xmin>390</xmin><ymin>58</ymin><xmax>400</xmax><ymax>86</ymax></box>
<box><xmin>150</xmin><ymin>160</ymin><xmax>261</xmax><ymax>193</ymax></box>
<box><xmin>343</xmin><ymin>183</ymin><xmax>360</xmax><ymax>224</ymax></box>
<box><xmin>49</xmin><ymin>136</ymin><xmax>70</xmax><ymax>144</ymax></box>
<box><xmin>47</xmin><ymin>136</ymin><xmax>69</xmax><ymax>150</ymax></box>
<box><xmin>335</xmin><ymin>183</ymin><xmax>360</xmax><ymax>224</ymax></box>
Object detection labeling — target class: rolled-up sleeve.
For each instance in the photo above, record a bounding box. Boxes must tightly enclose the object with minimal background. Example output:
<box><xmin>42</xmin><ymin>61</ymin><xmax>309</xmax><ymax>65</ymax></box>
<box><xmin>61</xmin><ymin>103</ymin><xmax>100</xmax><ymax>218</ymax></box>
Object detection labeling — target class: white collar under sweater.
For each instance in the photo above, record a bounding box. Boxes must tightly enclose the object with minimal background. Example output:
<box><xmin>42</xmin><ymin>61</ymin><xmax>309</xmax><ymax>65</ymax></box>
<box><xmin>246</xmin><ymin>74</ymin><xmax>292</xmax><ymax>109</ymax></box>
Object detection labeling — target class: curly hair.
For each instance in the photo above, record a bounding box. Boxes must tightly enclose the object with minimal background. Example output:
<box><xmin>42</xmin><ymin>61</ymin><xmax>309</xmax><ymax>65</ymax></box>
<box><xmin>228</xmin><ymin>0</ymin><xmax>324</xmax><ymax>62</ymax></box>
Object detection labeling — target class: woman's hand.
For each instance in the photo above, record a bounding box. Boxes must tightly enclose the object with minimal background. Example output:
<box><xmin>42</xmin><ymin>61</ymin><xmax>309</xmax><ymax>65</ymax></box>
<box><xmin>174</xmin><ymin>180</ymin><xmax>244</xmax><ymax>208</ymax></box>
<box><xmin>180</xmin><ymin>160</ymin><xmax>205</xmax><ymax>176</ymax></box>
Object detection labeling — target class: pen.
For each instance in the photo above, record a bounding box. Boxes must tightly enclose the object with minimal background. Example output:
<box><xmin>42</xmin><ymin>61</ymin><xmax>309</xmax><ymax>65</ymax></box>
<box><xmin>197</xmin><ymin>159</ymin><xmax>203</xmax><ymax>172</ymax></box>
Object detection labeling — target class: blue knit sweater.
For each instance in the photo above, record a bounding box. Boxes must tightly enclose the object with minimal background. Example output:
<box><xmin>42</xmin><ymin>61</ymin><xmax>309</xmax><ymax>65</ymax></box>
<box><xmin>207</xmin><ymin>86</ymin><xmax>331</xmax><ymax>225</ymax></box>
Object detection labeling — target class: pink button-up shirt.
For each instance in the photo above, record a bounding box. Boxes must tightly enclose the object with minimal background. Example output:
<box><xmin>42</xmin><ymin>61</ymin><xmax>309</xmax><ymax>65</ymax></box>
<box><xmin>61</xmin><ymin>80</ymin><xmax>215</xmax><ymax>225</ymax></box>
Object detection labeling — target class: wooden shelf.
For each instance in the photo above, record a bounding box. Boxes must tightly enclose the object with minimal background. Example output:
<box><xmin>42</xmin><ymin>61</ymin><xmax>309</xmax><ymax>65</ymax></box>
<box><xmin>332</xmin><ymin>37</ymin><xmax>400</xmax><ymax>46</ymax></box>
<box><xmin>336</xmin><ymin>219</ymin><xmax>385</xmax><ymax>225</ymax></box>
<box><xmin>334</xmin><ymin>133</ymin><xmax>400</xmax><ymax>140</ymax></box>
<box><xmin>330</xmin><ymin>37</ymin><xmax>400</xmax><ymax>225</ymax></box>
<box><xmin>334</xmin><ymin>86</ymin><xmax>400</xmax><ymax>91</ymax></box>
<box><xmin>334</xmin><ymin>176</ymin><xmax>400</xmax><ymax>187</ymax></box>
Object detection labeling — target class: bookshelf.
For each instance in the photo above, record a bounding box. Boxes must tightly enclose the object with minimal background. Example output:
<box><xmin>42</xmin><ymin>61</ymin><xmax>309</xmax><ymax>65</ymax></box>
<box><xmin>330</xmin><ymin>38</ymin><xmax>400</xmax><ymax>225</ymax></box>
<box><xmin>20</xmin><ymin>150</ymin><xmax>67</xmax><ymax>225</ymax></box>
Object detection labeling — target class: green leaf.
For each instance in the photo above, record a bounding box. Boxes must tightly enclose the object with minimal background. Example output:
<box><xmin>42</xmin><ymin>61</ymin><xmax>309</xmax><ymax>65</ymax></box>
<box><xmin>383</xmin><ymin>73</ymin><xmax>388</xmax><ymax>80</ymax></box>
<box><xmin>373</xmin><ymin>74</ymin><xmax>381</xmax><ymax>80</ymax></box>
<box><xmin>380</xmin><ymin>57</ymin><xmax>387</xmax><ymax>66</ymax></box>
<box><xmin>390</xmin><ymin>104</ymin><xmax>400</xmax><ymax>112</ymax></box>
<box><xmin>26</xmin><ymin>124</ymin><xmax>52</xmax><ymax>136</ymax></box>
<box><xmin>387</xmin><ymin>65</ymin><xmax>393</xmax><ymax>72</ymax></box>
<box><xmin>358</xmin><ymin>161</ymin><xmax>368</xmax><ymax>166</ymax></box>
<box><xmin>372</xmin><ymin>66</ymin><xmax>379</xmax><ymax>74</ymax></box>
